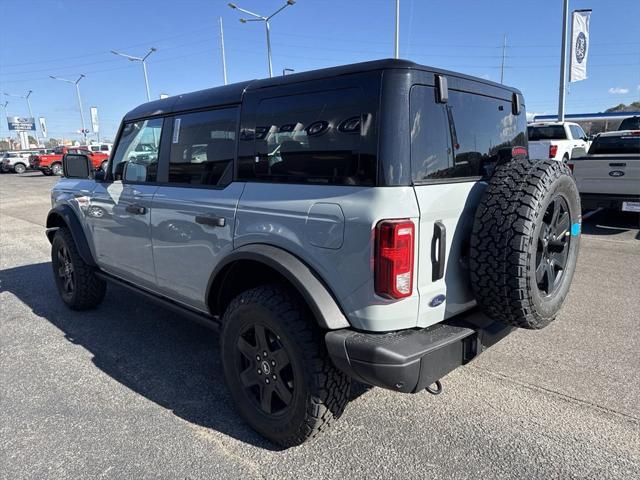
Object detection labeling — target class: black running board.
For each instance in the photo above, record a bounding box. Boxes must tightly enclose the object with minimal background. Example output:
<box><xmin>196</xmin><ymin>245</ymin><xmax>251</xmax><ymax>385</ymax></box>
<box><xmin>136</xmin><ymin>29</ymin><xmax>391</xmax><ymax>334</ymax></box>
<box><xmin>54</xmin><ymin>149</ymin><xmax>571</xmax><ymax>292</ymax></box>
<box><xmin>94</xmin><ymin>271</ymin><xmax>221</xmax><ymax>332</ymax></box>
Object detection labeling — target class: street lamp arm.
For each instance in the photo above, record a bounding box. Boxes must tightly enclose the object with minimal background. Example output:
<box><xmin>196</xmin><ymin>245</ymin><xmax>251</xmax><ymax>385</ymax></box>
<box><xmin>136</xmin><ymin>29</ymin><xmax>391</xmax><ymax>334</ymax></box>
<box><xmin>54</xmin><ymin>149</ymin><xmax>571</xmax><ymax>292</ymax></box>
<box><xmin>230</xmin><ymin>4</ymin><xmax>265</xmax><ymax>19</ymax></box>
<box><xmin>111</xmin><ymin>50</ymin><xmax>143</xmax><ymax>62</ymax></box>
<box><xmin>49</xmin><ymin>76</ymin><xmax>75</xmax><ymax>84</ymax></box>
<box><xmin>267</xmin><ymin>1</ymin><xmax>294</xmax><ymax>20</ymax></box>
<box><xmin>141</xmin><ymin>47</ymin><xmax>157</xmax><ymax>62</ymax></box>
<box><xmin>242</xmin><ymin>18</ymin><xmax>264</xmax><ymax>22</ymax></box>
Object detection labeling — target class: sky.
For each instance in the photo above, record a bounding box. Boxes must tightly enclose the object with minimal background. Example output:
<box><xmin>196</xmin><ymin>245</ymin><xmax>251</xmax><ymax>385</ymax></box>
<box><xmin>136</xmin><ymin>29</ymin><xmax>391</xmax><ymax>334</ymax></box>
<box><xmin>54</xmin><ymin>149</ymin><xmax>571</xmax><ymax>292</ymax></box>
<box><xmin>1</xmin><ymin>0</ymin><xmax>639</xmax><ymax>142</ymax></box>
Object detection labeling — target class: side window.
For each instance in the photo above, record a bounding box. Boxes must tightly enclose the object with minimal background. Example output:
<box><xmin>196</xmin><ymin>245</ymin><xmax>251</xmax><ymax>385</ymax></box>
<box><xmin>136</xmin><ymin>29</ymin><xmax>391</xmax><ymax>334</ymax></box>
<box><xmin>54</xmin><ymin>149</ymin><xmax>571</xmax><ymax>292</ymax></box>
<box><xmin>110</xmin><ymin>117</ymin><xmax>163</xmax><ymax>182</ymax></box>
<box><xmin>570</xmin><ymin>124</ymin><xmax>586</xmax><ymax>140</ymax></box>
<box><xmin>444</xmin><ymin>90</ymin><xmax>527</xmax><ymax>179</ymax></box>
<box><xmin>410</xmin><ymin>86</ymin><xmax>453</xmax><ymax>181</ymax></box>
<box><xmin>168</xmin><ymin>108</ymin><xmax>237</xmax><ymax>186</ymax></box>
<box><xmin>238</xmin><ymin>88</ymin><xmax>376</xmax><ymax>186</ymax></box>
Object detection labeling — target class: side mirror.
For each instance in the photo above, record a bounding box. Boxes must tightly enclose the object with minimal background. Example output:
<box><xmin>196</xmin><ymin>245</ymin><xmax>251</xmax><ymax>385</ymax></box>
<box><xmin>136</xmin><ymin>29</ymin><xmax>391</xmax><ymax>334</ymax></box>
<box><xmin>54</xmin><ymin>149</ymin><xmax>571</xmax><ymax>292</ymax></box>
<box><xmin>571</xmin><ymin>146</ymin><xmax>587</xmax><ymax>159</ymax></box>
<box><xmin>63</xmin><ymin>153</ymin><xmax>92</xmax><ymax>179</ymax></box>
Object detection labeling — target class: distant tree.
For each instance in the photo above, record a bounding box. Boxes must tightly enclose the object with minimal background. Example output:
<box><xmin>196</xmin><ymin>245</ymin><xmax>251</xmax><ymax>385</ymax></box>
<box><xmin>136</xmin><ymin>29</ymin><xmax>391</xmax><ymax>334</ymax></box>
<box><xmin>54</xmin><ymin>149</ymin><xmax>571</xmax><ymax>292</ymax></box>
<box><xmin>45</xmin><ymin>138</ymin><xmax>59</xmax><ymax>148</ymax></box>
<box><xmin>0</xmin><ymin>140</ymin><xmax>11</xmax><ymax>151</ymax></box>
<box><xmin>28</xmin><ymin>135</ymin><xmax>37</xmax><ymax>145</ymax></box>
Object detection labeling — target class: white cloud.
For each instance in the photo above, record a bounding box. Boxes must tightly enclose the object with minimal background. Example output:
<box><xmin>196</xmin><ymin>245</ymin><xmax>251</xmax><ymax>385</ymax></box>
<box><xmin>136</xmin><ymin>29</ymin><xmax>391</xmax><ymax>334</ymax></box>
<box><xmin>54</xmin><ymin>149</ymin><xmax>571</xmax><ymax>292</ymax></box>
<box><xmin>608</xmin><ymin>87</ymin><xmax>629</xmax><ymax>94</ymax></box>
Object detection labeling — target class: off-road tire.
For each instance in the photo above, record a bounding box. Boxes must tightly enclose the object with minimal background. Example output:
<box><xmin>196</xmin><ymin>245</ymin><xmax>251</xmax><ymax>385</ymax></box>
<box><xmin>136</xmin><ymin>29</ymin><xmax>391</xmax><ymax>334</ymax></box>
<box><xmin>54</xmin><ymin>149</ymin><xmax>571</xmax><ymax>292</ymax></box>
<box><xmin>220</xmin><ymin>284</ymin><xmax>350</xmax><ymax>447</ymax></box>
<box><xmin>470</xmin><ymin>158</ymin><xmax>581</xmax><ymax>329</ymax></box>
<box><xmin>42</xmin><ymin>170</ymin><xmax>54</xmax><ymax>176</ymax></box>
<box><xmin>13</xmin><ymin>162</ymin><xmax>26</xmax><ymax>174</ymax></box>
<box><xmin>52</xmin><ymin>227</ymin><xmax>106</xmax><ymax>310</ymax></box>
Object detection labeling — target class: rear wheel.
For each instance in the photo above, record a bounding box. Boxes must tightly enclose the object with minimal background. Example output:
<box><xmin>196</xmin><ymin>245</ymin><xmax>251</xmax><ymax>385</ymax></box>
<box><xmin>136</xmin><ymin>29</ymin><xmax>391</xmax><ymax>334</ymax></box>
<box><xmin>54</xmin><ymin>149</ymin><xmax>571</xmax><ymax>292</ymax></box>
<box><xmin>220</xmin><ymin>284</ymin><xmax>350</xmax><ymax>447</ymax></box>
<box><xmin>470</xmin><ymin>158</ymin><xmax>581</xmax><ymax>329</ymax></box>
<box><xmin>51</xmin><ymin>162</ymin><xmax>62</xmax><ymax>175</ymax></box>
<box><xmin>13</xmin><ymin>163</ymin><xmax>26</xmax><ymax>174</ymax></box>
<box><xmin>51</xmin><ymin>227</ymin><xmax>106</xmax><ymax>310</ymax></box>
<box><xmin>101</xmin><ymin>160</ymin><xmax>108</xmax><ymax>171</ymax></box>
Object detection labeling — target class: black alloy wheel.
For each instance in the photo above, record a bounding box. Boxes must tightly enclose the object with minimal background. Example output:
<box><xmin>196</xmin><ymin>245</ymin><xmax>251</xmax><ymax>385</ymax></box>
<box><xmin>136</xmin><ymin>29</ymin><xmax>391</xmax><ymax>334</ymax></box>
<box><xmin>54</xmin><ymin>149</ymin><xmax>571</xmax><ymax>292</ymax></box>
<box><xmin>535</xmin><ymin>195</ymin><xmax>571</xmax><ymax>296</ymax></box>
<box><xmin>56</xmin><ymin>243</ymin><xmax>75</xmax><ymax>296</ymax></box>
<box><xmin>236</xmin><ymin>323</ymin><xmax>294</xmax><ymax>415</ymax></box>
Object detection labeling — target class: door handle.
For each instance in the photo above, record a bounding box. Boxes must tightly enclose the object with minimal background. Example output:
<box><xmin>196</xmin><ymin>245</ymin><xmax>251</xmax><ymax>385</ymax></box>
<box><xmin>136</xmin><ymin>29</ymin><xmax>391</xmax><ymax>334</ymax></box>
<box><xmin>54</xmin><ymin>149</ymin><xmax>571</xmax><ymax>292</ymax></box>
<box><xmin>125</xmin><ymin>204</ymin><xmax>147</xmax><ymax>215</ymax></box>
<box><xmin>195</xmin><ymin>215</ymin><xmax>226</xmax><ymax>228</ymax></box>
<box><xmin>431</xmin><ymin>220</ymin><xmax>446</xmax><ymax>281</ymax></box>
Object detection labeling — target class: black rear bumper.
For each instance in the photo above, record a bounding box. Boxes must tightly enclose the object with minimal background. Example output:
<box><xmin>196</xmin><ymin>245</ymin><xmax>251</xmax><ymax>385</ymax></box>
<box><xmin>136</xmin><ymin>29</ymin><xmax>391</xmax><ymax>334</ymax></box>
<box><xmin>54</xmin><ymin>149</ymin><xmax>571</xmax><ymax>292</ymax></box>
<box><xmin>325</xmin><ymin>310</ymin><xmax>513</xmax><ymax>393</ymax></box>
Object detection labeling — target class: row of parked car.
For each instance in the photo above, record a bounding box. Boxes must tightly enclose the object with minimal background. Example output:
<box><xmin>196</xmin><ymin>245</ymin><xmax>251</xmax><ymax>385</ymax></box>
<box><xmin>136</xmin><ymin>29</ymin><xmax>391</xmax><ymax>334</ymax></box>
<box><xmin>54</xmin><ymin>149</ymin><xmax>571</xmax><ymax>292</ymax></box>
<box><xmin>0</xmin><ymin>143</ymin><xmax>113</xmax><ymax>175</ymax></box>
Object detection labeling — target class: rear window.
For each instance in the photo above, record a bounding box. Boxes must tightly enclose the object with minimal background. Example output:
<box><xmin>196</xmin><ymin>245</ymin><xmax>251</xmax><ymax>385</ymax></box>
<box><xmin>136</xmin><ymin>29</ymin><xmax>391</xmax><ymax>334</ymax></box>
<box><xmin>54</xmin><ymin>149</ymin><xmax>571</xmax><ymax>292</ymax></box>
<box><xmin>618</xmin><ymin>117</ymin><xmax>640</xmax><ymax>131</ymax></box>
<box><xmin>238</xmin><ymin>88</ymin><xmax>377</xmax><ymax>186</ymax></box>
<box><xmin>411</xmin><ymin>86</ymin><xmax>527</xmax><ymax>182</ymax></box>
<box><xmin>528</xmin><ymin>125</ymin><xmax>567</xmax><ymax>141</ymax></box>
<box><xmin>589</xmin><ymin>134</ymin><xmax>640</xmax><ymax>155</ymax></box>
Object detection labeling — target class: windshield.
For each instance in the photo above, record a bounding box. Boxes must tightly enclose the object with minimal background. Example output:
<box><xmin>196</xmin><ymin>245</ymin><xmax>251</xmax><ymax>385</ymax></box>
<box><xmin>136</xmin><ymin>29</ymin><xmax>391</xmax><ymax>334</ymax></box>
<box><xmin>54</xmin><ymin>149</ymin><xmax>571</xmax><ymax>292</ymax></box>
<box><xmin>53</xmin><ymin>147</ymin><xmax>64</xmax><ymax>154</ymax></box>
<box><xmin>589</xmin><ymin>134</ymin><xmax>640</xmax><ymax>155</ymax></box>
<box><xmin>528</xmin><ymin>125</ymin><xmax>567</xmax><ymax>141</ymax></box>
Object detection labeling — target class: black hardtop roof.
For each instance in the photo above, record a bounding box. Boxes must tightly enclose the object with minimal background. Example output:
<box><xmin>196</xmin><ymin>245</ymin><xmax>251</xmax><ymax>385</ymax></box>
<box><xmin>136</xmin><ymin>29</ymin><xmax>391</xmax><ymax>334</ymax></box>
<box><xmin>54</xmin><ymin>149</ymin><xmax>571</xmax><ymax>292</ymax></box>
<box><xmin>123</xmin><ymin>58</ymin><xmax>522</xmax><ymax>121</ymax></box>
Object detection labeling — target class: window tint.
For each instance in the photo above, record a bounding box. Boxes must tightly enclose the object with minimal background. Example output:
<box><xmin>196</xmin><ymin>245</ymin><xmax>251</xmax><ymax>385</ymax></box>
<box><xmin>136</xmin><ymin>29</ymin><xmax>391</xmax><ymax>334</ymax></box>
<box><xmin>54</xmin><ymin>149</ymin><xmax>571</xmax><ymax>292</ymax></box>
<box><xmin>410</xmin><ymin>86</ymin><xmax>453</xmax><ymax>180</ymax></box>
<box><xmin>528</xmin><ymin>125</ymin><xmax>567</xmax><ymax>141</ymax></box>
<box><xmin>238</xmin><ymin>88</ymin><xmax>376</xmax><ymax>185</ymax></box>
<box><xmin>110</xmin><ymin>118</ymin><xmax>162</xmax><ymax>182</ymax></box>
<box><xmin>411</xmin><ymin>89</ymin><xmax>527</xmax><ymax>182</ymax></box>
<box><xmin>589</xmin><ymin>134</ymin><xmax>640</xmax><ymax>155</ymax></box>
<box><xmin>168</xmin><ymin>108</ymin><xmax>236</xmax><ymax>186</ymax></box>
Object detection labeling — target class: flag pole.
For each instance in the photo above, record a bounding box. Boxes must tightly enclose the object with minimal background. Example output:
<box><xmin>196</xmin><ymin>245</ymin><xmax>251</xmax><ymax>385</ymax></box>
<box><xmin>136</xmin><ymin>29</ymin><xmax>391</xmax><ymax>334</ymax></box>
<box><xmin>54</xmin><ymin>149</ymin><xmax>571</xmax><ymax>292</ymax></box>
<box><xmin>557</xmin><ymin>0</ymin><xmax>569</xmax><ymax>122</ymax></box>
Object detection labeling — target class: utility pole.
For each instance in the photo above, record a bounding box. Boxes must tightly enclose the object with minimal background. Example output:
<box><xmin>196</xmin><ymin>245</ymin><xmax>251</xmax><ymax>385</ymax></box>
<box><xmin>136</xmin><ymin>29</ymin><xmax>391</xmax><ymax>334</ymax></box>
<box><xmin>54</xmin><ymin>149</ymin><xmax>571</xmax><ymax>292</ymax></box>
<box><xmin>500</xmin><ymin>34</ymin><xmax>507</xmax><ymax>84</ymax></box>
<box><xmin>49</xmin><ymin>74</ymin><xmax>87</xmax><ymax>143</ymax></box>
<box><xmin>111</xmin><ymin>48</ymin><xmax>157</xmax><ymax>102</ymax></box>
<box><xmin>0</xmin><ymin>101</ymin><xmax>8</xmax><ymax>143</ymax></box>
<box><xmin>394</xmin><ymin>0</ymin><xmax>400</xmax><ymax>59</ymax></box>
<box><xmin>228</xmin><ymin>1</ymin><xmax>296</xmax><ymax>78</ymax></box>
<box><xmin>219</xmin><ymin>17</ymin><xmax>228</xmax><ymax>85</ymax></box>
<box><xmin>558</xmin><ymin>0</ymin><xmax>570</xmax><ymax>122</ymax></box>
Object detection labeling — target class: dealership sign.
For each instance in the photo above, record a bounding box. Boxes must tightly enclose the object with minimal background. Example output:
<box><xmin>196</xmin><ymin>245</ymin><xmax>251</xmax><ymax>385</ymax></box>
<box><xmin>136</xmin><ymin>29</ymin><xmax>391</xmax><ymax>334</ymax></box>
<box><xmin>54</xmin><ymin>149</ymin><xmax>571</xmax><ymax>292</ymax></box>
<box><xmin>7</xmin><ymin>116</ymin><xmax>36</xmax><ymax>131</ymax></box>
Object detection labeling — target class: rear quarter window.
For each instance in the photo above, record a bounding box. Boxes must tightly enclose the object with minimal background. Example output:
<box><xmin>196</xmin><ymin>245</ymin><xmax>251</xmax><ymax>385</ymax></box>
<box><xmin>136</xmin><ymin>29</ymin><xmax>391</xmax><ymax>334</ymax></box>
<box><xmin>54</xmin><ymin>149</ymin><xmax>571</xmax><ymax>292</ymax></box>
<box><xmin>411</xmin><ymin>86</ymin><xmax>527</xmax><ymax>182</ymax></box>
<box><xmin>238</xmin><ymin>88</ymin><xmax>377</xmax><ymax>186</ymax></box>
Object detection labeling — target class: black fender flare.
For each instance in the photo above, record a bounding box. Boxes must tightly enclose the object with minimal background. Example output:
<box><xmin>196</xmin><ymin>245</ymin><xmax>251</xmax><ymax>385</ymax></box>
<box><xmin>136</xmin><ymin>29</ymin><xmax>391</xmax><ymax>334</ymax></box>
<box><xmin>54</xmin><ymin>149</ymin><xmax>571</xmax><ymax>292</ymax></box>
<box><xmin>46</xmin><ymin>205</ymin><xmax>98</xmax><ymax>267</ymax></box>
<box><xmin>208</xmin><ymin>244</ymin><xmax>351</xmax><ymax>330</ymax></box>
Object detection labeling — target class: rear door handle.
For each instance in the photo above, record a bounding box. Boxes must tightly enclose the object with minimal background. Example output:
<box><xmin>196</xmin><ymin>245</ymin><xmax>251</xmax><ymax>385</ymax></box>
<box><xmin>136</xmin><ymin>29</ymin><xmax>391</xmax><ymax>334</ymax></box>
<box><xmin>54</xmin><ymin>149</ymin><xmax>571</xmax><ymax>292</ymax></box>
<box><xmin>125</xmin><ymin>204</ymin><xmax>146</xmax><ymax>215</ymax></box>
<box><xmin>431</xmin><ymin>220</ymin><xmax>446</xmax><ymax>281</ymax></box>
<box><xmin>195</xmin><ymin>215</ymin><xmax>226</xmax><ymax>228</ymax></box>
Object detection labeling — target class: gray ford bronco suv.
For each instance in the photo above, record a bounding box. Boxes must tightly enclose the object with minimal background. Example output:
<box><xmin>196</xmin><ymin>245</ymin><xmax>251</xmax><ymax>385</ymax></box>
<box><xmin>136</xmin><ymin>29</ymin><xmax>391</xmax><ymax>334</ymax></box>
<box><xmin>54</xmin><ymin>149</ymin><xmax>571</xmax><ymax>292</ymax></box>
<box><xmin>47</xmin><ymin>59</ymin><xmax>581</xmax><ymax>447</ymax></box>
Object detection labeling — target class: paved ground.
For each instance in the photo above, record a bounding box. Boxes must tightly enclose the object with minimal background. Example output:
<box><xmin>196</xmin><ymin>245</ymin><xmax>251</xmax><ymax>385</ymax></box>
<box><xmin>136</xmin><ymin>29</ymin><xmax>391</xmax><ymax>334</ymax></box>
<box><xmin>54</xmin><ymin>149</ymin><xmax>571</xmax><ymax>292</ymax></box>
<box><xmin>1</xmin><ymin>172</ymin><xmax>639</xmax><ymax>480</ymax></box>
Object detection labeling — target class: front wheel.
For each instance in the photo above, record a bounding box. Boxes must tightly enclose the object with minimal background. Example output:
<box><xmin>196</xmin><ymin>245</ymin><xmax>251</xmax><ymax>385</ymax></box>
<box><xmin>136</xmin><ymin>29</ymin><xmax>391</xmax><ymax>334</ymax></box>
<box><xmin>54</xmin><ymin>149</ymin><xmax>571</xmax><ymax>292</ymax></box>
<box><xmin>220</xmin><ymin>284</ymin><xmax>351</xmax><ymax>447</ymax></box>
<box><xmin>13</xmin><ymin>163</ymin><xmax>26</xmax><ymax>174</ymax></box>
<box><xmin>52</xmin><ymin>228</ymin><xmax>106</xmax><ymax>310</ymax></box>
<box><xmin>51</xmin><ymin>162</ymin><xmax>63</xmax><ymax>175</ymax></box>
<box><xmin>100</xmin><ymin>160</ymin><xmax>108</xmax><ymax>171</ymax></box>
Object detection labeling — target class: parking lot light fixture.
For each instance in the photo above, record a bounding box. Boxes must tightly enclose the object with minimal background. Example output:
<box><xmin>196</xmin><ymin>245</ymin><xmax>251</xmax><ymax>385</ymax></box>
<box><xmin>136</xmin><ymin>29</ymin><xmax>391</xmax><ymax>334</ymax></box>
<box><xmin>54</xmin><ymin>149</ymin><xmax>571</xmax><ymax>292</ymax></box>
<box><xmin>49</xmin><ymin>75</ymin><xmax>87</xmax><ymax>143</ymax></box>
<box><xmin>111</xmin><ymin>48</ymin><xmax>157</xmax><ymax>102</ymax></box>
<box><xmin>4</xmin><ymin>90</ymin><xmax>41</xmax><ymax>146</ymax></box>
<box><xmin>227</xmin><ymin>1</ymin><xmax>296</xmax><ymax>78</ymax></box>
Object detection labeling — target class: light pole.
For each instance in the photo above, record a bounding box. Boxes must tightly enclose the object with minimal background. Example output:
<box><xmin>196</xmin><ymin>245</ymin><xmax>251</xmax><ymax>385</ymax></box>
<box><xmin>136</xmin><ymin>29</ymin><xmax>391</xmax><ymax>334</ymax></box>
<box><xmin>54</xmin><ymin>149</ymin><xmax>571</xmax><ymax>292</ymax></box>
<box><xmin>228</xmin><ymin>1</ymin><xmax>296</xmax><ymax>78</ymax></box>
<box><xmin>0</xmin><ymin>101</ymin><xmax>8</xmax><ymax>145</ymax></box>
<box><xmin>558</xmin><ymin>0</ymin><xmax>570</xmax><ymax>122</ymax></box>
<box><xmin>49</xmin><ymin>74</ymin><xmax>87</xmax><ymax>143</ymax></box>
<box><xmin>394</xmin><ymin>0</ymin><xmax>400</xmax><ymax>59</ymax></box>
<box><xmin>111</xmin><ymin>47</ymin><xmax>157</xmax><ymax>101</ymax></box>
<box><xmin>4</xmin><ymin>90</ymin><xmax>41</xmax><ymax>146</ymax></box>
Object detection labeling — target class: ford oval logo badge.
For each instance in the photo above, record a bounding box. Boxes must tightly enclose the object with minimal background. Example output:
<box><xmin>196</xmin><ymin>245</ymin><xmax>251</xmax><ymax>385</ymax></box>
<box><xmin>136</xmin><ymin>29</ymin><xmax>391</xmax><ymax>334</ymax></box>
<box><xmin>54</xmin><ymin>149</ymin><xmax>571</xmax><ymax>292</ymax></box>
<box><xmin>609</xmin><ymin>170</ymin><xmax>625</xmax><ymax>177</ymax></box>
<box><xmin>429</xmin><ymin>294</ymin><xmax>446</xmax><ymax>307</ymax></box>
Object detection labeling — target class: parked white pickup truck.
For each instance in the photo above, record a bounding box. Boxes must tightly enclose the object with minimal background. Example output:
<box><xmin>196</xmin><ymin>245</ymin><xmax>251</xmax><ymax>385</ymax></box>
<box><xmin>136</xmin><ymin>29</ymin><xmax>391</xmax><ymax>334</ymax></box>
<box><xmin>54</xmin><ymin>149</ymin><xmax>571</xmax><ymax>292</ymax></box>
<box><xmin>568</xmin><ymin>130</ymin><xmax>640</xmax><ymax>213</ymax></box>
<box><xmin>528</xmin><ymin>122</ymin><xmax>590</xmax><ymax>162</ymax></box>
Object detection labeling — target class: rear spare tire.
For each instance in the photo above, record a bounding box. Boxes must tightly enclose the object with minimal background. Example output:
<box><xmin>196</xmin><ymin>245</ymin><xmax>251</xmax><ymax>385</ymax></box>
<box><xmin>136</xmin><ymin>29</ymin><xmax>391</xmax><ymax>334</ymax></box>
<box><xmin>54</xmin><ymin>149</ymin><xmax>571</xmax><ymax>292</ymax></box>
<box><xmin>470</xmin><ymin>158</ymin><xmax>581</xmax><ymax>329</ymax></box>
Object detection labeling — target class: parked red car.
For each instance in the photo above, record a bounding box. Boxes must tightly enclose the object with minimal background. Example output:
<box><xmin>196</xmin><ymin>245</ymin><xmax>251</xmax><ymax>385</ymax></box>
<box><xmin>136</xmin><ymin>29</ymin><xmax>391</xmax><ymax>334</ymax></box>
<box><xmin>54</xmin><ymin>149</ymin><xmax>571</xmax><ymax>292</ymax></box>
<box><xmin>30</xmin><ymin>146</ymin><xmax>109</xmax><ymax>176</ymax></box>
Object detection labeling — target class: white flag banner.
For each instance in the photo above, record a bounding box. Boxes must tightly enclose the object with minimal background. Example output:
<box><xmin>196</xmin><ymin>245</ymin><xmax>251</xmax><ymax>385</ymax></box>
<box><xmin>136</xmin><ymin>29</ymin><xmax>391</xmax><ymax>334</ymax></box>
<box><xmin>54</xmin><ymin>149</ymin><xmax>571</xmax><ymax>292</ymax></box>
<box><xmin>90</xmin><ymin>106</ymin><xmax>99</xmax><ymax>133</ymax></box>
<box><xmin>570</xmin><ymin>9</ymin><xmax>591</xmax><ymax>82</ymax></box>
<box><xmin>39</xmin><ymin>117</ymin><xmax>48</xmax><ymax>138</ymax></box>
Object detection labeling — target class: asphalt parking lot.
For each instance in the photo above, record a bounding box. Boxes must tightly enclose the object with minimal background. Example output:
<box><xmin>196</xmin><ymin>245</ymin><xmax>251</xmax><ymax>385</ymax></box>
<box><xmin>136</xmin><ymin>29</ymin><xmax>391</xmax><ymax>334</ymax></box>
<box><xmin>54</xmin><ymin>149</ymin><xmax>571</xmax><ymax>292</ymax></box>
<box><xmin>1</xmin><ymin>172</ymin><xmax>639</xmax><ymax>479</ymax></box>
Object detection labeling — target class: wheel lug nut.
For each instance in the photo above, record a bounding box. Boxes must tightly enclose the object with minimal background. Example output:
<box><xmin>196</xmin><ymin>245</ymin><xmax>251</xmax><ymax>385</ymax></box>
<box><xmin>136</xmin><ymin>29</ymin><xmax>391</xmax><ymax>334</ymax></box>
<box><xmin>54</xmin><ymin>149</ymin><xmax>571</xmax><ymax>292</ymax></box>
<box><xmin>258</xmin><ymin>369</ymin><xmax>262</xmax><ymax>375</ymax></box>
<box><xmin>272</xmin><ymin>374</ymin><xmax>277</xmax><ymax>380</ymax></box>
<box><xmin>265</xmin><ymin>378</ymin><xmax>270</xmax><ymax>384</ymax></box>
<box><xmin>256</xmin><ymin>355</ymin><xmax>261</xmax><ymax>361</ymax></box>
<box><xmin>271</xmin><ymin>360</ymin><xmax>276</xmax><ymax>366</ymax></box>
<box><xmin>263</xmin><ymin>351</ymin><xmax>267</xmax><ymax>357</ymax></box>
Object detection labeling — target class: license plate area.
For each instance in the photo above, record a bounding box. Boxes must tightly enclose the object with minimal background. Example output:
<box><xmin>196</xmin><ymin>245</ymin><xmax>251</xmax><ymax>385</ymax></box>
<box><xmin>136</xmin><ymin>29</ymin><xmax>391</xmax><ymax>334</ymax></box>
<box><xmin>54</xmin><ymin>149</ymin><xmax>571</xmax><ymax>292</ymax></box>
<box><xmin>622</xmin><ymin>201</ymin><xmax>640</xmax><ymax>213</ymax></box>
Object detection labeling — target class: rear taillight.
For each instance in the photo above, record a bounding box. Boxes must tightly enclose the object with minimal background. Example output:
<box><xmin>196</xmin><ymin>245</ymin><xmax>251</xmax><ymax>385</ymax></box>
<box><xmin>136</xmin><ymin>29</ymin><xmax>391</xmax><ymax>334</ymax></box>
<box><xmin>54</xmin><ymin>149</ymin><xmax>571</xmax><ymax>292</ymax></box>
<box><xmin>375</xmin><ymin>219</ymin><xmax>415</xmax><ymax>299</ymax></box>
<box><xmin>549</xmin><ymin>145</ymin><xmax>558</xmax><ymax>158</ymax></box>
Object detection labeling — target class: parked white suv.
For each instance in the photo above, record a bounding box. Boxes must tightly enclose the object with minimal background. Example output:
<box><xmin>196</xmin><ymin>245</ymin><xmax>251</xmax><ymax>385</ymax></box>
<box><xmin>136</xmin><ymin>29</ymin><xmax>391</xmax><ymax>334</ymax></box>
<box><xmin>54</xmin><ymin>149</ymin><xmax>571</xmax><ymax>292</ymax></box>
<box><xmin>528</xmin><ymin>122</ymin><xmax>590</xmax><ymax>162</ymax></box>
<box><xmin>1</xmin><ymin>151</ymin><xmax>33</xmax><ymax>174</ymax></box>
